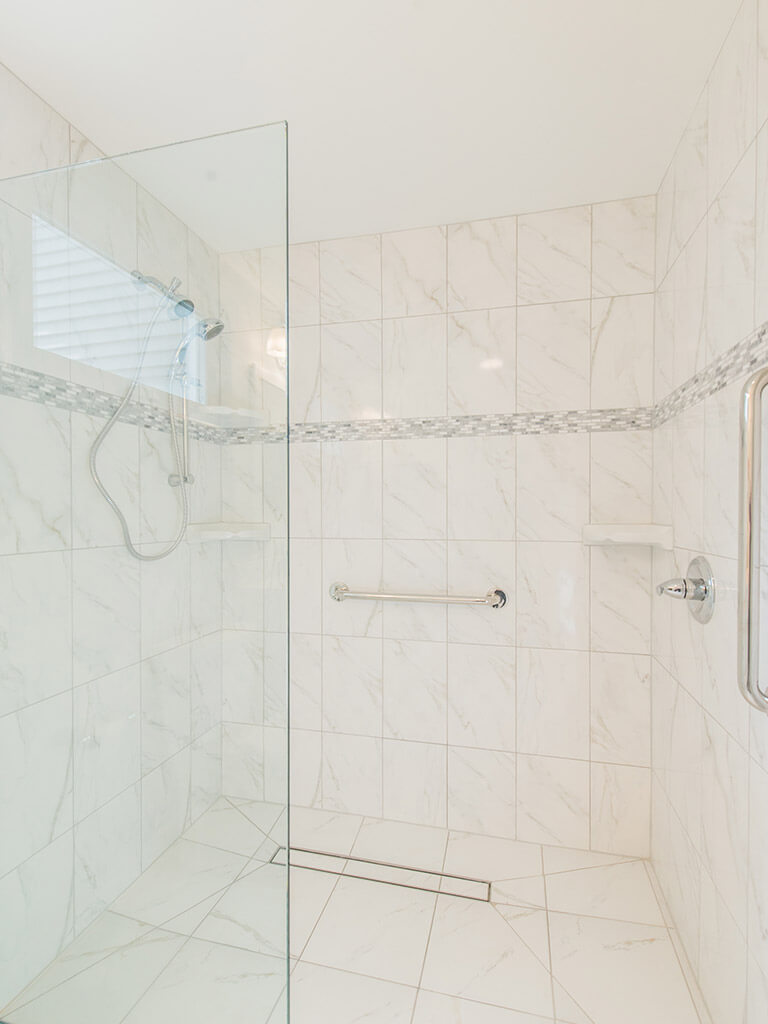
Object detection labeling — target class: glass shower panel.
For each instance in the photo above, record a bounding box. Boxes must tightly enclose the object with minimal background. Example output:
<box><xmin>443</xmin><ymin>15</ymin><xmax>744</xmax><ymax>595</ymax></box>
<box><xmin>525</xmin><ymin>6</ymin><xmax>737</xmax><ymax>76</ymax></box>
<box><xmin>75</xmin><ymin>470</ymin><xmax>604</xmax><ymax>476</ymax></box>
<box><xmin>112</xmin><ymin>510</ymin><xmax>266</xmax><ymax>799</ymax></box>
<box><xmin>0</xmin><ymin>124</ymin><xmax>289</xmax><ymax>1024</ymax></box>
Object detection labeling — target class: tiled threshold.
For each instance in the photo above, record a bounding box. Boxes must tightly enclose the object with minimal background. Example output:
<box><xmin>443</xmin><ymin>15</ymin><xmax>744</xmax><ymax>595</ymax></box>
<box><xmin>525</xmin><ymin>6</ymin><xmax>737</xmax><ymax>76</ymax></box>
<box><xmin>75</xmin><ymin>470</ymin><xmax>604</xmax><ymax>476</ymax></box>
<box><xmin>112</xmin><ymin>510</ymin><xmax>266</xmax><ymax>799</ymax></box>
<box><xmin>1</xmin><ymin>800</ymin><xmax>709</xmax><ymax>1024</ymax></box>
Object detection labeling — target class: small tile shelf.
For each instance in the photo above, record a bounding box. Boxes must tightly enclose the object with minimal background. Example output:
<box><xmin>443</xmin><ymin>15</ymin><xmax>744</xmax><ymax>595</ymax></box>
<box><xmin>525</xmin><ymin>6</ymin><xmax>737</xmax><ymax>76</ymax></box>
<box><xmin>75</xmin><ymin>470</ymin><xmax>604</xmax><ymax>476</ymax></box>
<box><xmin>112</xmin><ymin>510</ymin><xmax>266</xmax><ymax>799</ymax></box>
<box><xmin>187</xmin><ymin>522</ymin><xmax>271</xmax><ymax>542</ymax></box>
<box><xmin>582</xmin><ymin>524</ymin><xmax>673</xmax><ymax>550</ymax></box>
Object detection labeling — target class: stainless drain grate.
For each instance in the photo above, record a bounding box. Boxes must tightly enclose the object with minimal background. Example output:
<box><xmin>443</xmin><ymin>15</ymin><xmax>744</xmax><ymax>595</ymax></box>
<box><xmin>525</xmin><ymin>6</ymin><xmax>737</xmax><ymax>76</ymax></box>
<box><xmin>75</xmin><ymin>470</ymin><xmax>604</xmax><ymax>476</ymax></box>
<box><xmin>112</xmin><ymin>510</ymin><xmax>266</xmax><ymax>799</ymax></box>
<box><xmin>271</xmin><ymin>846</ymin><xmax>490</xmax><ymax>901</ymax></box>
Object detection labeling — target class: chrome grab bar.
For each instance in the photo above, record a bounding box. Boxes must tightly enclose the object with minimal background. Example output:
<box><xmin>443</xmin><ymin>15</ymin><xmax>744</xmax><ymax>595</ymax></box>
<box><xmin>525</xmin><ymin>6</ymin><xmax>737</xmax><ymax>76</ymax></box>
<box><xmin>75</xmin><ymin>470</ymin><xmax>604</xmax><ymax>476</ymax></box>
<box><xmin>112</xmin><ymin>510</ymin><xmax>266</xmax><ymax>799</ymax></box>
<box><xmin>329</xmin><ymin>583</ymin><xmax>507</xmax><ymax>608</ymax></box>
<box><xmin>738</xmin><ymin>367</ymin><xmax>768</xmax><ymax>713</ymax></box>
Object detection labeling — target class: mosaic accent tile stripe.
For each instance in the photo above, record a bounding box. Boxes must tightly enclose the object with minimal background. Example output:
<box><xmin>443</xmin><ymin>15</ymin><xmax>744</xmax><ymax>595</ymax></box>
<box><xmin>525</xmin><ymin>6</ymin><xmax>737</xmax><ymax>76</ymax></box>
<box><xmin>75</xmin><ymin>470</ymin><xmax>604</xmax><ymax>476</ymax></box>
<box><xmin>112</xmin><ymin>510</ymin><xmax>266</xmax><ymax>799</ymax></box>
<box><xmin>1</xmin><ymin>319</ymin><xmax>767</xmax><ymax>443</ymax></box>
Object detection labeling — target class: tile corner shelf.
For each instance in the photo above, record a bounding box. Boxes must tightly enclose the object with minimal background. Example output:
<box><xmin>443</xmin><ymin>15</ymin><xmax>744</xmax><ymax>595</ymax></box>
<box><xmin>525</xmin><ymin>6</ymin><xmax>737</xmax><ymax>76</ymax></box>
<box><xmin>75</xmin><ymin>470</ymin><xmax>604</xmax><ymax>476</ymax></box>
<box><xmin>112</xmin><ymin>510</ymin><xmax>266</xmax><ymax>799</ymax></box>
<box><xmin>582</xmin><ymin>524</ymin><xmax>673</xmax><ymax>550</ymax></box>
<box><xmin>187</xmin><ymin>522</ymin><xmax>272</xmax><ymax>542</ymax></box>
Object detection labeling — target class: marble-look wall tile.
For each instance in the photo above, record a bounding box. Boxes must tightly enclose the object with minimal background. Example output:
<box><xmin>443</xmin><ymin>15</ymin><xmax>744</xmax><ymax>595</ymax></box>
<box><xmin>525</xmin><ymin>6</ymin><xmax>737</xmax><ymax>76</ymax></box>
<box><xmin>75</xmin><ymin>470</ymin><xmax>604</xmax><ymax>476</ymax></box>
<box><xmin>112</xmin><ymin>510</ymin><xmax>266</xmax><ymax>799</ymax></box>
<box><xmin>516</xmin><ymin>300</ymin><xmax>590</xmax><ymax>412</ymax></box>
<box><xmin>0</xmin><ymin>833</ymin><xmax>73</xmax><ymax>1009</ymax></box>
<box><xmin>73</xmin><ymin>545</ymin><xmax>140</xmax><ymax>683</ymax></box>
<box><xmin>73</xmin><ymin>665</ymin><xmax>141</xmax><ymax>821</ymax></box>
<box><xmin>706</xmin><ymin>142</ymin><xmax>756</xmax><ymax>362</ymax></box>
<box><xmin>190</xmin><ymin>725</ymin><xmax>222</xmax><ymax>820</ymax></box>
<box><xmin>516</xmin><ymin>434</ymin><xmax>589</xmax><ymax>542</ymax></box>
<box><xmin>590</xmin><ymin>430</ymin><xmax>652</xmax><ymax>524</ymax></box>
<box><xmin>221</xmin><ymin>722</ymin><xmax>264</xmax><ymax>802</ymax></box>
<box><xmin>321</xmin><ymin>320</ymin><xmax>382</xmax><ymax>421</ymax></box>
<box><xmin>754</xmin><ymin>119</ymin><xmax>768</xmax><ymax>326</ymax></box>
<box><xmin>698</xmin><ymin>869</ymin><xmax>749</xmax><ymax>1024</ymax></box>
<box><xmin>447</xmin><ymin>540</ymin><xmax>515</xmax><ymax>645</ymax></box>
<box><xmin>707</xmin><ymin>0</ymin><xmax>758</xmax><ymax>204</ymax></box>
<box><xmin>222</xmin><ymin>540</ymin><xmax>264</xmax><ymax>631</ymax></box>
<box><xmin>383</xmin><ymin>314</ymin><xmax>446</xmax><ymax>418</ymax></box>
<box><xmin>0</xmin><ymin>396</ymin><xmax>71</xmax><ymax>554</ymax></box>
<box><xmin>591</xmin><ymin>196</ymin><xmax>655</xmax><ymax>297</ymax></box>
<box><xmin>0</xmin><ymin>550</ymin><xmax>71</xmax><ymax>715</ymax></box>
<box><xmin>141</xmin><ymin>746</ymin><xmax>192</xmax><ymax>866</ymax></box>
<box><xmin>322</xmin><ymin>634</ymin><xmax>382</xmax><ymax>736</ymax></box>
<box><xmin>383</xmin><ymin>739</ymin><xmax>447</xmax><ymax>827</ymax></box>
<box><xmin>190</xmin><ymin>633</ymin><xmax>222</xmax><ymax>739</ymax></box>
<box><xmin>289</xmin><ymin>324</ymin><xmax>322</xmax><ymax>424</ymax></box>
<box><xmin>590</xmin><ymin>546</ymin><xmax>650</xmax><ymax>655</ymax></box>
<box><xmin>140</xmin><ymin>542</ymin><xmax>190</xmax><ymax>657</ymax></box>
<box><xmin>447</xmin><ymin>643</ymin><xmax>516</xmax><ymax>751</ymax></box>
<box><xmin>219</xmin><ymin>251</ymin><xmax>261</xmax><ymax>333</ymax></box>
<box><xmin>0</xmin><ymin>63</ymin><xmax>70</xmax><ymax>178</ymax></box>
<box><xmin>447</xmin><ymin>436</ymin><xmax>515</xmax><ymax>541</ymax></box>
<box><xmin>74</xmin><ymin>784</ymin><xmax>141</xmax><ymax>931</ymax></box>
<box><xmin>590</xmin><ymin>294</ymin><xmax>654</xmax><ymax>408</ymax></box>
<box><xmin>322</xmin><ymin>440</ymin><xmax>382</xmax><ymax>538</ymax></box>
<box><xmin>590</xmin><ymin>653</ymin><xmax>650</xmax><ymax>766</ymax></box>
<box><xmin>141</xmin><ymin>645</ymin><xmax>191</xmax><ymax>773</ymax></box>
<box><xmin>516</xmin><ymin>648</ymin><xmax>589</xmax><ymax>759</ymax></box>
<box><xmin>446</xmin><ymin>308</ymin><xmax>516</xmax><ymax>415</ymax></box>
<box><xmin>384</xmin><ymin>438</ymin><xmax>446</xmax><ymax>540</ymax></box>
<box><xmin>319</xmin><ymin>234</ymin><xmax>382</xmax><ymax>323</ymax></box>
<box><xmin>68</xmin><ymin>158</ymin><xmax>137</xmax><ymax>269</ymax></box>
<box><xmin>447</xmin><ymin>746</ymin><xmax>516</xmax><ymax>838</ymax></box>
<box><xmin>289</xmin><ymin>242</ymin><xmax>320</xmax><ymax>327</ymax></box>
<box><xmin>383</xmin><ymin>538</ymin><xmax>447</xmax><ymax>642</ymax></box>
<box><xmin>289</xmin><ymin>539</ymin><xmax>321</xmax><ymax>635</ymax></box>
<box><xmin>668</xmin><ymin>92</ymin><xmax>709</xmax><ymax>276</ymax></box>
<box><xmin>517</xmin><ymin>753</ymin><xmax>589</xmax><ymax>848</ymax></box>
<box><xmin>0</xmin><ymin>691</ymin><xmax>73</xmax><ymax>877</ymax></box>
<box><xmin>590</xmin><ymin>763</ymin><xmax>650</xmax><ymax>856</ymax></box>
<box><xmin>382</xmin><ymin>226</ymin><xmax>446</xmax><ymax>317</ymax></box>
<box><xmin>136</xmin><ymin>187</ymin><xmax>188</xmax><ymax>293</ymax></box>
<box><xmin>322</xmin><ymin>539</ymin><xmax>383</xmax><ymax>638</ymax></box>
<box><xmin>516</xmin><ymin>542</ymin><xmax>589</xmax><ymax>650</ymax></box>
<box><xmin>290</xmin><ymin>634</ymin><xmax>322</xmax><ymax>731</ymax></box>
<box><xmin>290</xmin><ymin>727</ymin><xmax>322</xmax><ymax>808</ymax></box>
<box><xmin>222</xmin><ymin>630</ymin><xmax>264</xmax><ymax>724</ymax></box>
<box><xmin>446</xmin><ymin>216</ymin><xmax>516</xmax><ymax>310</ymax></box>
<box><xmin>517</xmin><ymin>206</ymin><xmax>591</xmax><ymax>304</ymax></box>
<box><xmin>322</xmin><ymin>733</ymin><xmax>382</xmax><ymax>816</ymax></box>
<box><xmin>383</xmin><ymin>638</ymin><xmax>447</xmax><ymax>743</ymax></box>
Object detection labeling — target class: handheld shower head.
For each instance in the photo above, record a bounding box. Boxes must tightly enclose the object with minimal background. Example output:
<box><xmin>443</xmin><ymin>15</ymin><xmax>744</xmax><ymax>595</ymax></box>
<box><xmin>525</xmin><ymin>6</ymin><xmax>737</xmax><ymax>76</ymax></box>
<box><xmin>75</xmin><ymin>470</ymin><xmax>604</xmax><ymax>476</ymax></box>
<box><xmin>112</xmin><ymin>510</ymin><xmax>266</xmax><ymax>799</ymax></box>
<box><xmin>172</xmin><ymin>318</ymin><xmax>226</xmax><ymax>371</ymax></box>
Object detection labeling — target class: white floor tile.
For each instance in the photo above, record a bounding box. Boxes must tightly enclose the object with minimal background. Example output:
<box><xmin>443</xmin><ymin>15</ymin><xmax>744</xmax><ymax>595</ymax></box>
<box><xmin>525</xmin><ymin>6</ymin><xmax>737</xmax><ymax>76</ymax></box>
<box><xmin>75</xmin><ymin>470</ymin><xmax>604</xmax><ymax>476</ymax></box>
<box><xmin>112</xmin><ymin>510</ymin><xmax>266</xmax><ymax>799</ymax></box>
<box><xmin>290</xmin><ymin>961</ymin><xmax>416</xmax><ymax>1023</ymax></box>
<box><xmin>2</xmin><ymin>912</ymin><xmax>150</xmax><ymax>1013</ymax></box>
<box><xmin>233</xmin><ymin>799</ymin><xmax>285</xmax><ymax>836</ymax></box>
<box><xmin>195</xmin><ymin>863</ymin><xmax>287</xmax><ymax>957</ymax></box>
<box><xmin>288</xmin><ymin>867</ymin><xmax>338</xmax><ymax>957</ymax></box>
<box><xmin>183</xmin><ymin>798</ymin><xmax>271</xmax><ymax>857</ymax></box>
<box><xmin>2</xmin><ymin>929</ymin><xmax>185</xmax><ymax>1024</ymax></box>
<box><xmin>301</xmin><ymin>875</ymin><xmax>436</xmax><ymax>986</ymax></box>
<box><xmin>548</xmin><ymin>912</ymin><xmax>701</xmax><ymax>1024</ymax></box>
<box><xmin>493</xmin><ymin>906</ymin><xmax>551</xmax><ymax>967</ymax></box>
<box><xmin>110</xmin><ymin>839</ymin><xmax>247</xmax><ymax>926</ymax></box>
<box><xmin>123</xmin><ymin>939</ymin><xmax>285</xmax><ymax>1024</ymax></box>
<box><xmin>542</xmin><ymin>845</ymin><xmax>634</xmax><ymax>874</ymax></box>
<box><xmin>490</xmin><ymin>875</ymin><xmax>546</xmax><ymax>908</ymax></box>
<box><xmin>545</xmin><ymin>861</ymin><xmax>664</xmax><ymax>925</ymax></box>
<box><xmin>421</xmin><ymin>895</ymin><xmax>554</xmax><ymax>1017</ymax></box>
<box><xmin>413</xmin><ymin>990</ymin><xmax>555</xmax><ymax>1023</ymax></box>
<box><xmin>444</xmin><ymin>832</ymin><xmax>542</xmax><ymax>881</ymax></box>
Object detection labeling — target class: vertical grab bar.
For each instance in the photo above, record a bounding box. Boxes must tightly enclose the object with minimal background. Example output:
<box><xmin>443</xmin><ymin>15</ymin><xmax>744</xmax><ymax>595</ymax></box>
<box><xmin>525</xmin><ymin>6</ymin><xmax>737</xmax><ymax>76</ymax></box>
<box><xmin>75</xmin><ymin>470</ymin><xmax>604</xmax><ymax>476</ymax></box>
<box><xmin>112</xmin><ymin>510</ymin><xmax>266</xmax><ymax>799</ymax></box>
<box><xmin>738</xmin><ymin>367</ymin><xmax>768</xmax><ymax>712</ymax></box>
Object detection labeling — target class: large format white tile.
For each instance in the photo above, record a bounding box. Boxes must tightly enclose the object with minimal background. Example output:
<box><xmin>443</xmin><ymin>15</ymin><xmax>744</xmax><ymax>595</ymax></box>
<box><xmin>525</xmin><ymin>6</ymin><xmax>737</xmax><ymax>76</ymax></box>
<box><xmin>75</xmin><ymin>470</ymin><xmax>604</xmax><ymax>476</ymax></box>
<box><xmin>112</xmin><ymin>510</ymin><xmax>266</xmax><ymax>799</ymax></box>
<box><xmin>446</xmin><ymin>217</ymin><xmax>516</xmax><ymax>311</ymax></box>
<box><xmin>111</xmin><ymin>838</ymin><xmax>246</xmax><ymax>925</ymax></box>
<box><xmin>0</xmin><ymin>692</ymin><xmax>73</xmax><ymax>877</ymax></box>
<box><xmin>291</xmin><ymin>961</ymin><xmax>416</xmax><ymax>1024</ymax></box>
<box><xmin>447</xmin><ymin>643</ymin><xmax>515</xmax><ymax>752</ymax></box>
<box><xmin>517</xmin><ymin>206</ymin><xmax>591</xmax><ymax>305</ymax></box>
<box><xmin>321</xmin><ymin>320</ymin><xmax>381</xmax><ymax>421</ymax></box>
<box><xmin>443</xmin><ymin>832</ymin><xmax>541</xmax><ymax>882</ymax></box>
<box><xmin>516</xmin><ymin>301</ymin><xmax>590</xmax><ymax>412</ymax></box>
<box><xmin>383</xmin><ymin>639</ymin><xmax>447</xmax><ymax>743</ymax></box>
<box><xmin>421</xmin><ymin>895</ymin><xmax>553</xmax><ymax>1016</ymax></box>
<box><xmin>413</xmin><ymin>990</ymin><xmax>554</xmax><ymax>1024</ymax></box>
<box><xmin>383</xmin><ymin>314</ymin><xmax>447</xmax><ymax>419</ymax></box>
<box><xmin>302</xmin><ymin>875</ymin><xmax>436</xmax><ymax>986</ymax></box>
<box><xmin>548</xmin><ymin>912</ymin><xmax>701</xmax><ymax>1024</ymax></box>
<box><xmin>351</xmin><ymin>818</ymin><xmax>448</xmax><ymax>872</ymax></box>
<box><xmin>319</xmin><ymin>235</ymin><xmax>381</xmax><ymax>323</ymax></box>
<box><xmin>383</xmin><ymin>225</ymin><xmax>446</xmax><ymax>317</ymax></box>
<box><xmin>446</xmin><ymin>308</ymin><xmax>516</xmax><ymax>415</ymax></box>
<box><xmin>545</xmin><ymin>861</ymin><xmax>664</xmax><ymax>925</ymax></box>
<box><xmin>591</xmin><ymin>197</ymin><xmax>655</xmax><ymax>298</ymax></box>
<box><xmin>195</xmin><ymin>863</ymin><xmax>287</xmax><ymax>957</ymax></box>
<box><xmin>123</xmin><ymin>939</ymin><xmax>285</xmax><ymax>1024</ymax></box>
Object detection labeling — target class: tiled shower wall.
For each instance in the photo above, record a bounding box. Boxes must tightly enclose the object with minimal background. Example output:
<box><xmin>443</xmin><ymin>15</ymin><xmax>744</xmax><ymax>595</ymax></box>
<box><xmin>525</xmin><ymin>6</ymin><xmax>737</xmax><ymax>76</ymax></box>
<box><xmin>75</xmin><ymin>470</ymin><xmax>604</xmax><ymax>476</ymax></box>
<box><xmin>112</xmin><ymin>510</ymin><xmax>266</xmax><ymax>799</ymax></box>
<box><xmin>650</xmin><ymin>1</ymin><xmax>768</xmax><ymax>1021</ymax></box>
<box><xmin>287</xmin><ymin>197</ymin><xmax>657</xmax><ymax>856</ymax></box>
<box><xmin>0</xmin><ymin>63</ymin><xmax>225</xmax><ymax>1006</ymax></box>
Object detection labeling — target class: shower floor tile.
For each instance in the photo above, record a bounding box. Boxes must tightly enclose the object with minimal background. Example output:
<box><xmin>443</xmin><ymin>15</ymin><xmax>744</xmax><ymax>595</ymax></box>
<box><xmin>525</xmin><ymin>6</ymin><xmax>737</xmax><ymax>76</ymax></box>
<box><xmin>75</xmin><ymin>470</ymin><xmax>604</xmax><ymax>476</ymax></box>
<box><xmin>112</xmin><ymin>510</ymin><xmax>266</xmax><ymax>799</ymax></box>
<box><xmin>1</xmin><ymin>801</ymin><xmax>705</xmax><ymax>1024</ymax></box>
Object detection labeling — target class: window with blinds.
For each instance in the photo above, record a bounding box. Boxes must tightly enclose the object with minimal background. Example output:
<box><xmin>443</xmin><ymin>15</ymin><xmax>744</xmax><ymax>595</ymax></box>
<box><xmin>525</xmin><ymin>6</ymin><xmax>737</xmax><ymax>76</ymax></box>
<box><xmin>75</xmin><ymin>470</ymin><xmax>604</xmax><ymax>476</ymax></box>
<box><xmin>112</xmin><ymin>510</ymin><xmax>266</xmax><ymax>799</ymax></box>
<box><xmin>32</xmin><ymin>218</ymin><xmax>206</xmax><ymax>403</ymax></box>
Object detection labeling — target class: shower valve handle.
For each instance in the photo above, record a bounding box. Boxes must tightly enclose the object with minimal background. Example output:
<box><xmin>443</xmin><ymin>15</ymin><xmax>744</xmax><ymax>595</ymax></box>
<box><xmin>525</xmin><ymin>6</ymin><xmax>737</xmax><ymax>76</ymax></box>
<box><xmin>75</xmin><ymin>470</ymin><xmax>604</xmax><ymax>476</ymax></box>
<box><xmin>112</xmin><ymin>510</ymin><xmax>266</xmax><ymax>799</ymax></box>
<box><xmin>656</xmin><ymin>577</ymin><xmax>708</xmax><ymax>601</ymax></box>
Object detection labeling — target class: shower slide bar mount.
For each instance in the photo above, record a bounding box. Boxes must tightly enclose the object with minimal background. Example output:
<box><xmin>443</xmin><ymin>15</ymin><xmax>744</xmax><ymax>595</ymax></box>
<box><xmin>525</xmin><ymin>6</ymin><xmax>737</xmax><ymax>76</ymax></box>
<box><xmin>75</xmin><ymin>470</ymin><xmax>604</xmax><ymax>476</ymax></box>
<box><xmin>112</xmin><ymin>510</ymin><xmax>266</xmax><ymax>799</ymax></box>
<box><xmin>329</xmin><ymin>583</ymin><xmax>507</xmax><ymax>608</ymax></box>
<box><xmin>739</xmin><ymin>366</ymin><xmax>768</xmax><ymax>713</ymax></box>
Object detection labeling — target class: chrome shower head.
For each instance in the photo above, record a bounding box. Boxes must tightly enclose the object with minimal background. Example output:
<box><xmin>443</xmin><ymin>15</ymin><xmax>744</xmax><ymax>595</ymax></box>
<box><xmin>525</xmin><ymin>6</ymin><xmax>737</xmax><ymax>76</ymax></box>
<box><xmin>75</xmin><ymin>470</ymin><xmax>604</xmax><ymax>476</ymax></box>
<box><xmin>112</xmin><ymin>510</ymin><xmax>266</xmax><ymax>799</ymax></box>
<box><xmin>131</xmin><ymin>270</ymin><xmax>194</xmax><ymax>318</ymax></box>
<box><xmin>200</xmin><ymin>318</ymin><xmax>224</xmax><ymax>341</ymax></box>
<box><xmin>172</xmin><ymin>318</ymin><xmax>226</xmax><ymax>371</ymax></box>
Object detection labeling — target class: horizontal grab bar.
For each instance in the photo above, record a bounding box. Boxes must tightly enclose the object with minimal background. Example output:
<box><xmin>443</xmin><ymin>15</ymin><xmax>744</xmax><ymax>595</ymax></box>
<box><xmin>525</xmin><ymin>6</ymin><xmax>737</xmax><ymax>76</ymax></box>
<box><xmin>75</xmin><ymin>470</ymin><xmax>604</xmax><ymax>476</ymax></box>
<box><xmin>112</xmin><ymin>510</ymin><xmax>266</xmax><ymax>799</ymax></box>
<box><xmin>329</xmin><ymin>583</ymin><xmax>507</xmax><ymax>608</ymax></box>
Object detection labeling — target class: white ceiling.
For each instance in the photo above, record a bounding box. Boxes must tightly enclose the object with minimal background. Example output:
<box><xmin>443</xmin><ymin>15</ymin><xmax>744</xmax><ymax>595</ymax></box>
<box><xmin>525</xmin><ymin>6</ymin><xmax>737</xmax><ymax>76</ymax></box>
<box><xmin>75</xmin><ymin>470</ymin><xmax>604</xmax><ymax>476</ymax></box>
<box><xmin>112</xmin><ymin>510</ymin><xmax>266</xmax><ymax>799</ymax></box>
<box><xmin>0</xmin><ymin>0</ymin><xmax>740</xmax><ymax>244</ymax></box>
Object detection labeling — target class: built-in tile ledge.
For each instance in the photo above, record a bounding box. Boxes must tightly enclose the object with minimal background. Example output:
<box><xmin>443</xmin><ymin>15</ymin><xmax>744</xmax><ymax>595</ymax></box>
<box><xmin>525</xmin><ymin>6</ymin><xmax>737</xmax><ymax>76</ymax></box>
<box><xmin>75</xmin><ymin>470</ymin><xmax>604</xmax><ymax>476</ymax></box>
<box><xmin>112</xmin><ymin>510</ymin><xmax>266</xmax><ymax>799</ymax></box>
<box><xmin>192</xmin><ymin>404</ymin><xmax>269</xmax><ymax>429</ymax></box>
<box><xmin>582</xmin><ymin>524</ymin><xmax>673</xmax><ymax>549</ymax></box>
<box><xmin>186</xmin><ymin>522</ymin><xmax>272</xmax><ymax>541</ymax></box>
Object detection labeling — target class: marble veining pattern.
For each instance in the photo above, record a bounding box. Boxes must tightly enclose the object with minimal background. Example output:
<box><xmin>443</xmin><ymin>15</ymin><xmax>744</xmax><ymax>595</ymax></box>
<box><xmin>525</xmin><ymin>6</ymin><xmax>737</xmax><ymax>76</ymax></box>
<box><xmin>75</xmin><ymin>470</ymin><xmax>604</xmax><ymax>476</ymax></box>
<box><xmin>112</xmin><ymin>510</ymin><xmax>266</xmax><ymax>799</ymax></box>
<box><xmin>4</xmin><ymin>317</ymin><xmax>768</xmax><ymax>446</ymax></box>
<box><xmin>1</xmin><ymin>802</ymin><xmax>705</xmax><ymax>1024</ymax></box>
